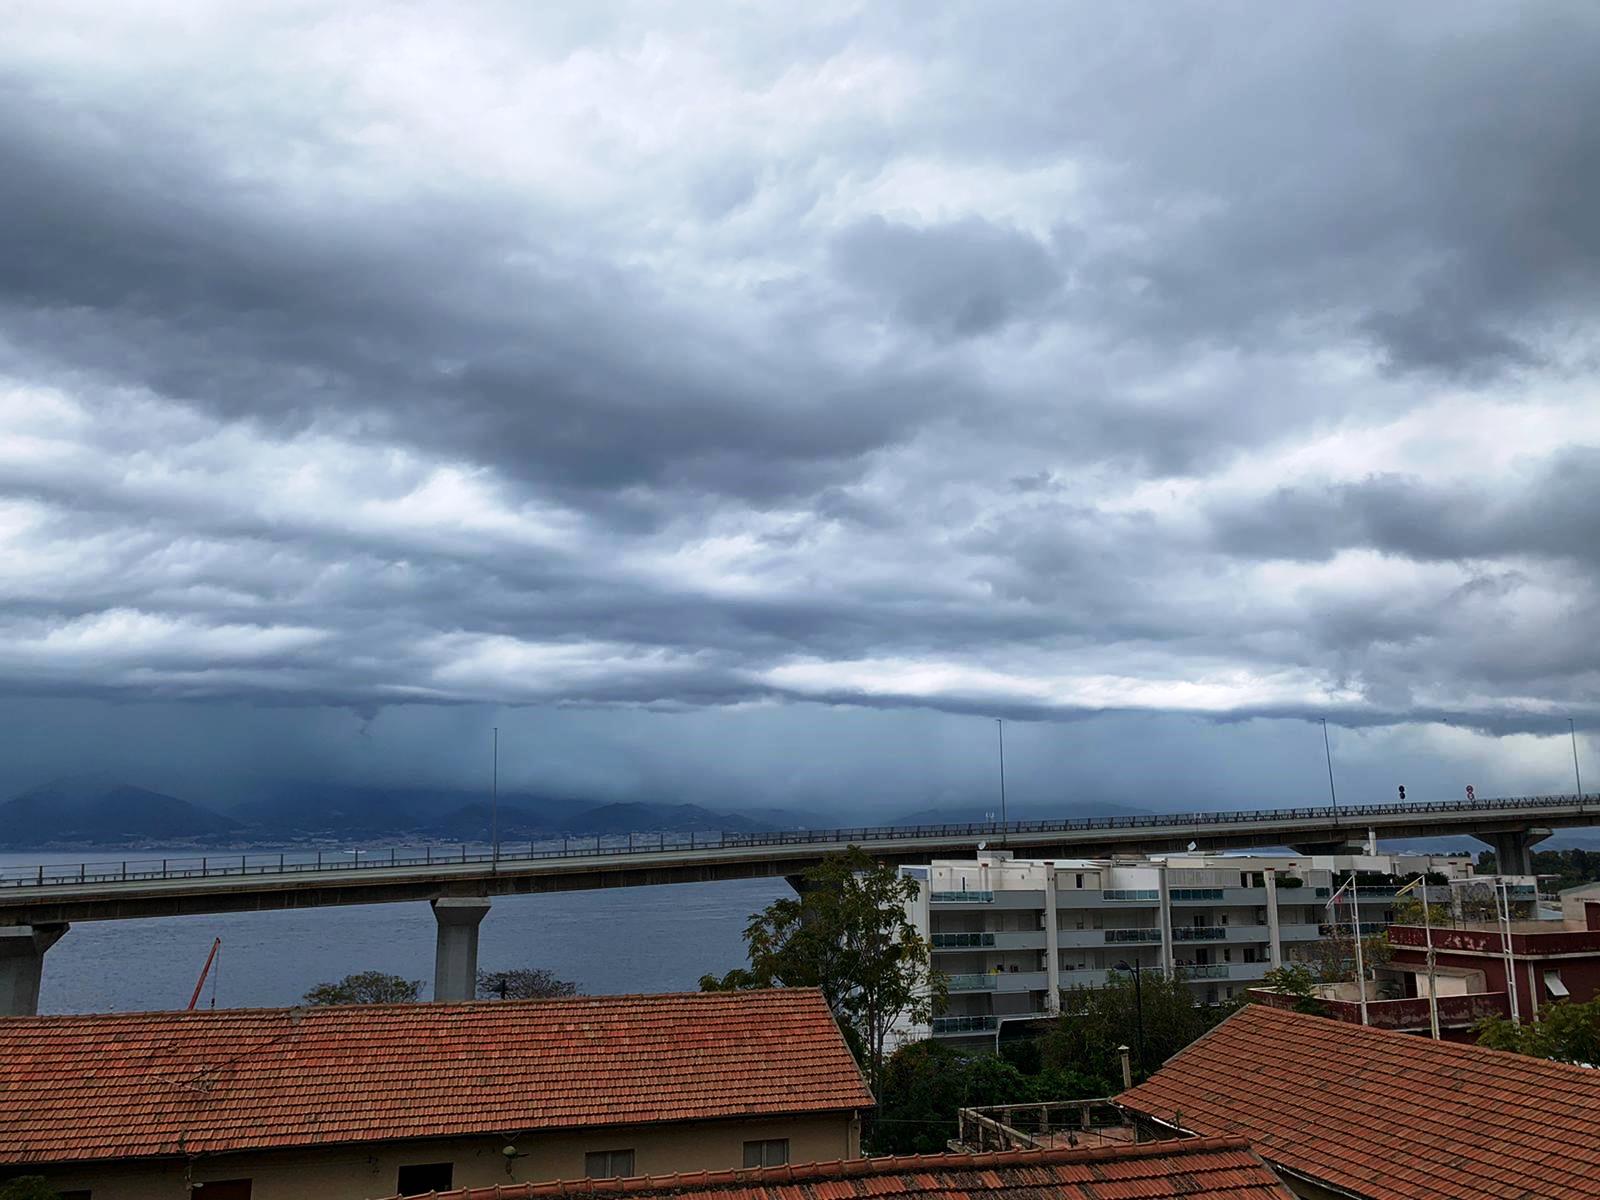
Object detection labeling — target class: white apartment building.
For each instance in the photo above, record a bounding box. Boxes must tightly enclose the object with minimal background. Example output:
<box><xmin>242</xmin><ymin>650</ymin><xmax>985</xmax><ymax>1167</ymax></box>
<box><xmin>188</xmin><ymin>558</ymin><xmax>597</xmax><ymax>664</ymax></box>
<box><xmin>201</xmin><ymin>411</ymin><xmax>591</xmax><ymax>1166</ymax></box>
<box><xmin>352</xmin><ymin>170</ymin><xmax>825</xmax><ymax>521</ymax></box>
<box><xmin>900</xmin><ymin>849</ymin><xmax>1479</xmax><ymax>1048</ymax></box>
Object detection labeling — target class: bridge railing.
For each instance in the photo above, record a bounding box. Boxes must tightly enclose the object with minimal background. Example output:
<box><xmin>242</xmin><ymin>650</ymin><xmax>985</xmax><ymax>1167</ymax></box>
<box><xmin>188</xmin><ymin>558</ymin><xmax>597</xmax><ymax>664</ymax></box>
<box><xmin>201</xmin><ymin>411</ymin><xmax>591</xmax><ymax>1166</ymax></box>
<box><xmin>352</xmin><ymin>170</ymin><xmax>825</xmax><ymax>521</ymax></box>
<box><xmin>0</xmin><ymin>792</ymin><xmax>1587</xmax><ymax>891</ymax></box>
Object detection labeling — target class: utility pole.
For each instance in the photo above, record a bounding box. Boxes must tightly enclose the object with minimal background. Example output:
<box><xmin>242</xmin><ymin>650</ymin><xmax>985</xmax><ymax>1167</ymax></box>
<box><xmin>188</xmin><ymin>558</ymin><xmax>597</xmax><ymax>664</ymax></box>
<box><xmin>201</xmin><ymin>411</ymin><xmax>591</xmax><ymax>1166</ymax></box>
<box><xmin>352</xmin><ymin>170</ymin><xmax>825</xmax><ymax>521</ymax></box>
<box><xmin>996</xmin><ymin>719</ymin><xmax>1008</xmax><ymax>845</ymax></box>
<box><xmin>1572</xmin><ymin>718</ymin><xmax>1585</xmax><ymax>800</ymax></box>
<box><xmin>491</xmin><ymin>725</ymin><xmax>499</xmax><ymax>866</ymax></box>
<box><xmin>1350</xmin><ymin>871</ymin><xmax>1369</xmax><ymax>1026</ymax></box>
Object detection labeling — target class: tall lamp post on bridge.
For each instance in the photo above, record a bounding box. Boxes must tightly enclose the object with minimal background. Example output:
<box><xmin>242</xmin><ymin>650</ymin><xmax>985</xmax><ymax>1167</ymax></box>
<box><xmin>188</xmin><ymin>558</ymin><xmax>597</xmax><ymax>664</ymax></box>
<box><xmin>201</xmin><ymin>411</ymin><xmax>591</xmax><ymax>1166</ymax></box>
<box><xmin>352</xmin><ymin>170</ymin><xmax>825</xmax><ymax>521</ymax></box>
<box><xmin>1321</xmin><ymin>718</ymin><xmax>1340</xmax><ymax>819</ymax></box>
<box><xmin>996</xmin><ymin>719</ymin><xmax>1009</xmax><ymax>846</ymax></box>
<box><xmin>1572</xmin><ymin>717</ymin><xmax>1585</xmax><ymax>801</ymax></box>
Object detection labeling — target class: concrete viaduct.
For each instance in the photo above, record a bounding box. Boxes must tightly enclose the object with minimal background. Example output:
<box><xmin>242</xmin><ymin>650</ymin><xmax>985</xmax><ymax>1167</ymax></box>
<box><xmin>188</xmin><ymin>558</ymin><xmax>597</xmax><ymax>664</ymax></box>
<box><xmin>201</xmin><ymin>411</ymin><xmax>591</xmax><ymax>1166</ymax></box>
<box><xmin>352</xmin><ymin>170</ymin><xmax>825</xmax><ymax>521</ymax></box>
<box><xmin>1</xmin><ymin>792</ymin><xmax>1594</xmax><ymax>1015</ymax></box>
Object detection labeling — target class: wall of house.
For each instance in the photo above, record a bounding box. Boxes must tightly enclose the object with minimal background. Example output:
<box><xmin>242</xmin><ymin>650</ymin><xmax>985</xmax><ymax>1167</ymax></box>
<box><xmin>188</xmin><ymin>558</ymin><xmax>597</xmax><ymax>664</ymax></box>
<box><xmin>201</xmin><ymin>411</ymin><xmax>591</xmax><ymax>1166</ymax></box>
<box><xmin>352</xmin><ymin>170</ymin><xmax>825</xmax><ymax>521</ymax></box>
<box><xmin>13</xmin><ymin>1112</ymin><xmax>860</xmax><ymax>1200</ymax></box>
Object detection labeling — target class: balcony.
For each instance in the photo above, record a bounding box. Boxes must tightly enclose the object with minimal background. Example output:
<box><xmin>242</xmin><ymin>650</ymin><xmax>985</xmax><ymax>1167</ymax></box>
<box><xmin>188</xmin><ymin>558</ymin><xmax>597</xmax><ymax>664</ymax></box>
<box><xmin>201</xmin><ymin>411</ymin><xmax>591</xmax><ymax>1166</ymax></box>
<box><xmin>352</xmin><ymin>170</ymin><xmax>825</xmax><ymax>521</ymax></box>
<box><xmin>945</xmin><ymin>973</ymin><xmax>999</xmax><ymax>991</ymax></box>
<box><xmin>932</xmin><ymin>1015</ymin><xmax>998</xmax><ymax>1035</ymax></box>
<box><xmin>932</xmin><ymin>890</ymin><xmax>995</xmax><ymax>904</ymax></box>
<box><xmin>1103</xmin><ymin>928</ymin><xmax>1163</xmax><ymax>943</ymax></box>
<box><xmin>1173</xmin><ymin>926</ymin><xmax>1226</xmax><ymax>941</ymax></box>
<box><xmin>932</xmin><ymin>932</ymin><xmax>996</xmax><ymax>949</ymax></box>
<box><xmin>1174</xmin><ymin>963</ymin><xmax>1229</xmax><ymax>979</ymax></box>
<box><xmin>1102</xmin><ymin>889</ymin><xmax>1159</xmax><ymax>901</ymax></box>
<box><xmin>1170</xmin><ymin>887</ymin><xmax>1224</xmax><ymax>902</ymax></box>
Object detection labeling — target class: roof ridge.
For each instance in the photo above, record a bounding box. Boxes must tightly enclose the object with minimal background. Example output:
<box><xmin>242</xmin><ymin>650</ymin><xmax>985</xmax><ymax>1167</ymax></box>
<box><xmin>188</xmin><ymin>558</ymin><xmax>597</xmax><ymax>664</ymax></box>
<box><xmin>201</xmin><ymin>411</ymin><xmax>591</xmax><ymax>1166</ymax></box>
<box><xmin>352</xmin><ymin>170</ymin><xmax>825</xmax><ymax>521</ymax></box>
<box><xmin>0</xmin><ymin>986</ymin><xmax>828</xmax><ymax>1022</ymax></box>
<box><xmin>425</xmin><ymin>1137</ymin><xmax>1266</xmax><ymax>1199</ymax></box>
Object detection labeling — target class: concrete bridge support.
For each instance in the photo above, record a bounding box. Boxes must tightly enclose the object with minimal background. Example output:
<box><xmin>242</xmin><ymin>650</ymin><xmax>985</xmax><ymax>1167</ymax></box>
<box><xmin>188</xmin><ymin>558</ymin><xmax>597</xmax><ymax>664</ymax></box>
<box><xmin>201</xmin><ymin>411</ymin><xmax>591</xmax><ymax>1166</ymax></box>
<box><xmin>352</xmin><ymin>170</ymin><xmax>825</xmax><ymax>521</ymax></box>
<box><xmin>1476</xmin><ymin>828</ymin><xmax>1551</xmax><ymax>877</ymax></box>
<box><xmin>431</xmin><ymin>898</ymin><xmax>490</xmax><ymax>1003</ymax></box>
<box><xmin>0</xmin><ymin>924</ymin><xmax>68</xmax><ymax>1017</ymax></box>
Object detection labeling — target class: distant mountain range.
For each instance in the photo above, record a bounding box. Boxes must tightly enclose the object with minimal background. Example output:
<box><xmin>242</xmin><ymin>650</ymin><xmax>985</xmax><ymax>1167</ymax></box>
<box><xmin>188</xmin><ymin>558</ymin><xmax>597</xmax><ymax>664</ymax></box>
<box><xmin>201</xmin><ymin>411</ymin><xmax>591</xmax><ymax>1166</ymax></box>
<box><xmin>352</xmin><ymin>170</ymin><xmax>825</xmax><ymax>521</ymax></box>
<box><xmin>0</xmin><ymin>775</ymin><xmax>1150</xmax><ymax>849</ymax></box>
<box><xmin>0</xmin><ymin>776</ymin><xmax>791</xmax><ymax>848</ymax></box>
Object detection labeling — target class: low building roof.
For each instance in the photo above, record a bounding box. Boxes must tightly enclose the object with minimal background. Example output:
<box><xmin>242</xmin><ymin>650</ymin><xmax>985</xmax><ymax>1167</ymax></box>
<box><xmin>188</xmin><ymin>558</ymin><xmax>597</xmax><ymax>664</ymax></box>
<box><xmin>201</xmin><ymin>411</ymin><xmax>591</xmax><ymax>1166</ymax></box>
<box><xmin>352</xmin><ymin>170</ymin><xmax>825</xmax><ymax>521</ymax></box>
<box><xmin>393</xmin><ymin>1137</ymin><xmax>1293</xmax><ymax>1200</ymax></box>
<box><xmin>0</xmin><ymin>989</ymin><xmax>871</xmax><ymax>1166</ymax></box>
<box><xmin>1118</xmin><ymin>1003</ymin><xmax>1600</xmax><ymax>1200</ymax></box>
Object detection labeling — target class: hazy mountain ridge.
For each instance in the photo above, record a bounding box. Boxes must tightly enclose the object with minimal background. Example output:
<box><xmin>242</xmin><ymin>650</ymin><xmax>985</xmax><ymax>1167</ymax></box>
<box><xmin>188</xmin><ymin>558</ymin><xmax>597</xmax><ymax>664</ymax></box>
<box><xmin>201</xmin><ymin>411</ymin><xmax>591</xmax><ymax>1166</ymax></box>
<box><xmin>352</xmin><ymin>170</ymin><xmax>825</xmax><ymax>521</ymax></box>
<box><xmin>0</xmin><ymin>776</ymin><xmax>1149</xmax><ymax>849</ymax></box>
<box><xmin>0</xmin><ymin>778</ymin><xmax>787</xmax><ymax>848</ymax></box>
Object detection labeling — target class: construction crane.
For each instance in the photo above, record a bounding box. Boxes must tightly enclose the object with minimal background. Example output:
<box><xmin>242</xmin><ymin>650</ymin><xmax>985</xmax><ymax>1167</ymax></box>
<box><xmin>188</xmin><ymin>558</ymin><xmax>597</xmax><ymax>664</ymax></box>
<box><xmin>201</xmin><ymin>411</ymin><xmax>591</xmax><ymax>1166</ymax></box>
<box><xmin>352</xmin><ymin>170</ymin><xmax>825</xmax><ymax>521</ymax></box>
<box><xmin>188</xmin><ymin>938</ymin><xmax>222</xmax><ymax>1011</ymax></box>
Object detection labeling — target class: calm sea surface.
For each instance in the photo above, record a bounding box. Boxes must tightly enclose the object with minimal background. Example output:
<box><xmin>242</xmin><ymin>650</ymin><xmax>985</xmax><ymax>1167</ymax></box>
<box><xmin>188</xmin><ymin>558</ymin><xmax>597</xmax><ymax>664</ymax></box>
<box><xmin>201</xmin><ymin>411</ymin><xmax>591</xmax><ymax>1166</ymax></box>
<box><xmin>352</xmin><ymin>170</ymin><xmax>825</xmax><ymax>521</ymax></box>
<box><xmin>0</xmin><ymin>849</ymin><xmax>789</xmax><ymax>1014</ymax></box>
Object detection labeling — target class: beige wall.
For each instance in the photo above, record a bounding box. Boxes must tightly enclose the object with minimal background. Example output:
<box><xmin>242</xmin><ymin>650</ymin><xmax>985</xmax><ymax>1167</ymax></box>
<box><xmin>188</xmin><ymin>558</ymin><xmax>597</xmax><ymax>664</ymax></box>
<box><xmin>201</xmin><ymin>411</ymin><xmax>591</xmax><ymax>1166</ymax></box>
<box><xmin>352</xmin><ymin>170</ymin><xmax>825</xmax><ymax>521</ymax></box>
<box><xmin>14</xmin><ymin>1111</ymin><xmax>861</xmax><ymax>1200</ymax></box>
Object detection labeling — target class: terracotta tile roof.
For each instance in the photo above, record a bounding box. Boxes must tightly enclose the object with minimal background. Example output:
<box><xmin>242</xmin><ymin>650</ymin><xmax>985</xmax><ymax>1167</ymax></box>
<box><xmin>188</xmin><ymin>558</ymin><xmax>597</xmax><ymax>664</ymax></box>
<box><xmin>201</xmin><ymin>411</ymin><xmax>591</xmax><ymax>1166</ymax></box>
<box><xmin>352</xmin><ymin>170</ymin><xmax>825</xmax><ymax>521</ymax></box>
<box><xmin>0</xmin><ymin>989</ymin><xmax>871</xmax><ymax>1166</ymax></box>
<box><xmin>1118</xmin><ymin>1003</ymin><xmax>1600</xmax><ymax>1200</ymax></box>
<box><xmin>393</xmin><ymin>1137</ymin><xmax>1293</xmax><ymax>1200</ymax></box>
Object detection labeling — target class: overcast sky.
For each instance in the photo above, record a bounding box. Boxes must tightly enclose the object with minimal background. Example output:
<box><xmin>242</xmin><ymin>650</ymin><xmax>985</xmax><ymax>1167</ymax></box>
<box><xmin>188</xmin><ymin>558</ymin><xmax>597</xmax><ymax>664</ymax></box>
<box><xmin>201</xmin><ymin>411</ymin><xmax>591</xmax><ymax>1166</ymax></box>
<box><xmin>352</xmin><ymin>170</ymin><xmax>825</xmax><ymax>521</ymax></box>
<box><xmin>1</xmin><ymin>2</ymin><xmax>1596</xmax><ymax>812</ymax></box>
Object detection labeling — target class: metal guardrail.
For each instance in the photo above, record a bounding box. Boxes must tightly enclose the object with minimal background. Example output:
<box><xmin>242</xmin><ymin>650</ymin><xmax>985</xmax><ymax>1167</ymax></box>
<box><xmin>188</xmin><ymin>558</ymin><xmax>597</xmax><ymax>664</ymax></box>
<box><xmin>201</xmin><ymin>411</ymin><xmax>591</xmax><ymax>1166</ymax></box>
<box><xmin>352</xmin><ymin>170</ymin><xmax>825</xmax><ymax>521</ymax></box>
<box><xmin>0</xmin><ymin>791</ymin><xmax>1590</xmax><ymax>892</ymax></box>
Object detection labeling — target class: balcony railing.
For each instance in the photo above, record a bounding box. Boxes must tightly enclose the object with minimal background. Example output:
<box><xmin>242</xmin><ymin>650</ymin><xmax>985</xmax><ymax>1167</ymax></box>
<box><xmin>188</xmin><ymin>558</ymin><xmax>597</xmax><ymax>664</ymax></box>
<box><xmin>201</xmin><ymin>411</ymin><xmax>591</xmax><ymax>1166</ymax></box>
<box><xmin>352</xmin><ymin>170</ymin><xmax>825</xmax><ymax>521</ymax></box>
<box><xmin>932</xmin><ymin>932</ymin><xmax>997</xmax><ymax>948</ymax></box>
<box><xmin>1173</xmin><ymin>926</ymin><xmax>1227</xmax><ymax>941</ymax></box>
<box><xmin>1103</xmin><ymin>888</ymin><xmax>1159</xmax><ymax>901</ymax></box>
<box><xmin>1170</xmin><ymin>887</ymin><xmax>1224</xmax><ymax>901</ymax></box>
<box><xmin>945</xmin><ymin>973</ymin><xmax>1000</xmax><ymax>991</ymax></box>
<box><xmin>931</xmin><ymin>890</ymin><xmax>995</xmax><ymax>903</ymax></box>
<box><xmin>932</xmin><ymin>1015</ymin><xmax>998</xmax><ymax>1034</ymax></box>
<box><xmin>1104</xmin><ymin>928</ymin><xmax>1163</xmax><ymax>943</ymax></box>
<box><xmin>1175</xmin><ymin>963</ymin><xmax>1229</xmax><ymax>978</ymax></box>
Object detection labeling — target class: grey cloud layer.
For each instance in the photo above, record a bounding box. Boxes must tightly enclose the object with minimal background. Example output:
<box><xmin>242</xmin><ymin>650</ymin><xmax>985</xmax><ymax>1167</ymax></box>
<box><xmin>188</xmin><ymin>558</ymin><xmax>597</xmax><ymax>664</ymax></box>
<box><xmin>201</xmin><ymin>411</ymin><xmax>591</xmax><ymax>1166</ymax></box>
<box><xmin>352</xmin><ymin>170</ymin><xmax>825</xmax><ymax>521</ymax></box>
<box><xmin>2</xmin><ymin>0</ymin><xmax>1598</xmax><ymax>766</ymax></box>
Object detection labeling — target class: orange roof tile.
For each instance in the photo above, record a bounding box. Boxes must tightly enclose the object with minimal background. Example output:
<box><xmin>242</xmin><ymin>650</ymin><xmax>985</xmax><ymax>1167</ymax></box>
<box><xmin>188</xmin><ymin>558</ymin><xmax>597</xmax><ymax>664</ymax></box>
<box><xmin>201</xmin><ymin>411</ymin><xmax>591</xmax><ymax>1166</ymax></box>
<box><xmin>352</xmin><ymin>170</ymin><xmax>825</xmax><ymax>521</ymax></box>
<box><xmin>1118</xmin><ymin>1004</ymin><xmax>1600</xmax><ymax>1200</ymax></box>
<box><xmin>0</xmin><ymin>989</ymin><xmax>872</xmax><ymax>1166</ymax></box>
<box><xmin>389</xmin><ymin>1138</ymin><xmax>1293</xmax><ymax>1200</ymax></box>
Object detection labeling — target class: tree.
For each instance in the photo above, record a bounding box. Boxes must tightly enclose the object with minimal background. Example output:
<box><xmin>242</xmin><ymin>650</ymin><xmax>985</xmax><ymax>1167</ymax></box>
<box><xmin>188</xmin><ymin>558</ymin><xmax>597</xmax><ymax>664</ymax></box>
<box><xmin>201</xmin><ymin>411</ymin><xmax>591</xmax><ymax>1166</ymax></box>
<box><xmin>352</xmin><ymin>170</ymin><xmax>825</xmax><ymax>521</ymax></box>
<box><xmin>1040</xmin><ymin>971</ymin><xmax>1206</xmax><ymax>1087</ymax></box>
<box><xmin>1476</xmin><ymin>998</ymin><xmax>1600</xmax><ymax>1065</ymax></box>
<box><xmin>1256</xmin><ymin>963</ymin><xmax>1325</xmax><ymax>1015</ymax></box>
<box><xmin>302</xmin><ymin>970</ymin><xmax>423</xmax><ymax>1006</ymax></box>
<box><xmin>0</xmin><ymin>1179</ymin><xmax>59</xmax><ymax>1200</ymax></box>
<box><xmin>871</xmin><ymin>1039</ymin><xmax>1102</xmax><ymax>1155</ymax></box>
<box><xmin>700</xmin><ymin>847</ymin><xmax>945</xmax><ymax>1092</ymax></box>
<box><xmin>477</xmin><ymin>967</ymin><xmax>578</xmax><ymax>1000</ymax></box>
<box><xmin>1292</xmin><ymin>929</ymin><xmax>1392</xmax><ymax>987</ymax></box>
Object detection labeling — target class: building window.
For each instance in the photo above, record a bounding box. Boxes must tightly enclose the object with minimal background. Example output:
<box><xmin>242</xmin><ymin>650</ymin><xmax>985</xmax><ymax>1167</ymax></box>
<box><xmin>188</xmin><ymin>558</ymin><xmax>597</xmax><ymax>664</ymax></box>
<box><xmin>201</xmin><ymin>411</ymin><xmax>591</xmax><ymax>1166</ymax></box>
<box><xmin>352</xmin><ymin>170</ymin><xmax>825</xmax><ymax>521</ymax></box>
<box><xmin>585</xmin><ymin>1150</ymin><xmax>636</xmax><ymax>1178</ymax></box>
<box><xmin>191</xmin><ymin>1183</ymin><xmax>252</xmax><ymax>1200</ymax></box>
<box><xmin>743</xmin><ymin>1139</ymin><xmax>791</xmax><ymax>1168</ymax></box>
<box><xmin>1075</xmin><ymin>873</ymin><xmax>1084</xmax><ymax>889</ymax></box>
<box><xmin>396</xmin><ymin>1164</ymin><xmax>453</xmax><ymax>1196</ymax></box>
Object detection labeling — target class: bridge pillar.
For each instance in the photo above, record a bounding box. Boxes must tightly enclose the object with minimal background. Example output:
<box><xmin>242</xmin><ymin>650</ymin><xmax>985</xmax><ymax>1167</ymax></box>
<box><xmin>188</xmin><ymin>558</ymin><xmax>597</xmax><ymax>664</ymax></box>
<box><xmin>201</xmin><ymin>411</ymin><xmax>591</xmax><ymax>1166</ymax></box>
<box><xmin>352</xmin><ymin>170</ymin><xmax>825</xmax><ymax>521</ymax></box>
<box><xmin>1476</xmin><ymin>828</ymin><xmax>1551</xmax><ymax>876</ymax></box>
<box><xmin>431</xmin><ymin>898</ymin><xmax>490</xmax><ymax>1003</ymax></box>
<box><xmin>0</xmin><ymin>924</ymin><xmax>68</xmax><ymax>1016</ymax></box>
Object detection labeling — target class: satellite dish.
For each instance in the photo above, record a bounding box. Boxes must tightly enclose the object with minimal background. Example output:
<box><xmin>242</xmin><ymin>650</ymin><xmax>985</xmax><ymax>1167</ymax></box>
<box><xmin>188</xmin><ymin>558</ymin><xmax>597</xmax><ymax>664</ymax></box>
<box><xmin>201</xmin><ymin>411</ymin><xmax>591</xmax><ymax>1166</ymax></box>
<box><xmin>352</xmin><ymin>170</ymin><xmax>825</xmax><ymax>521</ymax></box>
<box><xmin>1187</xmin><ymin>841</ymin><xmax>1197</xmax><ymax>852</ymax></box>
<box><xmin>978</xmin><ymin>841</ymin><xmax>988</xmax><ymax>851</ymax></box>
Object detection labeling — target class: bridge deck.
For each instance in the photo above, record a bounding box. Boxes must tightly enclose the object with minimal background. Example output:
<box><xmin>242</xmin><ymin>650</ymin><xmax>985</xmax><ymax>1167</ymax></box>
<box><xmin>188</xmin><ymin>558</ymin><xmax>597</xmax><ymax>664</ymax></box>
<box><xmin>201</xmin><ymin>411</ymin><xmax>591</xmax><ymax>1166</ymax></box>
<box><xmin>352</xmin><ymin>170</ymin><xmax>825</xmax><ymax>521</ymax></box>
<box><xmin>0</xmin><ymin>795</ymin><xmax>1592</xmax><ymax>925</ymax></box>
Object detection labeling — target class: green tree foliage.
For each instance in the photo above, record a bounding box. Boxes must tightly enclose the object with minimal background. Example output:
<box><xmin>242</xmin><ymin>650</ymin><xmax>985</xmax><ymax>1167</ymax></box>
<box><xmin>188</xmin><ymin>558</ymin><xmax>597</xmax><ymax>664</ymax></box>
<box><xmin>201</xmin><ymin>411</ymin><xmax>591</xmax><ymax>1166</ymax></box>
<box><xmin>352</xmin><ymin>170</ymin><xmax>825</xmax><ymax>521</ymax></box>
<box><xmin>1480</xmin><ymin>848</ymin><xmax>1600</xmax><ymax>889</ymax></box>
<box><xmin>476</xmin><ymin>967</ymin><xmax>578</xmax><ymax>1000</ymax></box>
<box><xmin>1255</xmin><ymin>963</ymin><xmax>1325</xmax><ymax>1014</ymax></box>
<box><xmin>1292</xmin><ymin>929</ymin><xmax>1392</xmax><ymax>986</ymax></box>
<box><xmin>302</xmin><ymin>970</ymin><xmax>423</xmax><ymax>1006</ymax></box>
<box><xmin>699</xmin><ymin>847</ymin><xmax>945</xmax><ymax>1091</ymax></box>
<box><xmin>1476</xmin><ymin>998</ymin><xmax>1600</xmax><ymax>1065</ymax></box>
<box><xmin>0</xmin><ymin>1178</ymin><xmax>62</xmax><ymax>1200</ymax></box>
<box><xmin>870</xmin><ymin>1039</ymin><xmax>1102</xmax><ymax>1155</ymax></box>
<box><xmin>1040</xmin><ymin>971</ymin><xmax>1206</xmax><ymax>1086</ymax></box>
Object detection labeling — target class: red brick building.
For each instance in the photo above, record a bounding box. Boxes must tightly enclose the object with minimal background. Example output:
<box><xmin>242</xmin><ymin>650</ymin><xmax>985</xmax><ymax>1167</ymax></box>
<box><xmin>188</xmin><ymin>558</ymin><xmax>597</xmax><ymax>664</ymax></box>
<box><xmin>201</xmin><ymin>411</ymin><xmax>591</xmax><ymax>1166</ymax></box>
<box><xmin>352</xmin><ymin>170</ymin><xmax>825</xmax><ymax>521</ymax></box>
<box><xmin>0</xmin><ymin>989</ymin><xmax>872</xmax><ymax>1200</ymax></box>
<box><xmin>1385</xmin><ymin>919</ymin><xmax>1600</xmax><ymax>1021</ymax></box>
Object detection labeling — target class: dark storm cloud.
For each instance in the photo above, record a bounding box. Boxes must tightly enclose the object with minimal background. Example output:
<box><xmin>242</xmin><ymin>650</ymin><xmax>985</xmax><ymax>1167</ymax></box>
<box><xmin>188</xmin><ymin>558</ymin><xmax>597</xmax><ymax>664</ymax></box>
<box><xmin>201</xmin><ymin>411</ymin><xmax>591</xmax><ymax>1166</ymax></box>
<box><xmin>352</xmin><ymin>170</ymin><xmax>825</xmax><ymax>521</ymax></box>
<box><xmin>1</xmin><ymin>0</ymin><xmax>1598</xmax><ymax>811</ymax></box>
<box><xmin>1208</xmin><ymin>448</ymin><xmax>1600</xmax><ymax>567</ymax></box>
<box><xmin>829</xmin><ymin>216</ymin><xmax>1062</xmax><ymax>337</ymax></box>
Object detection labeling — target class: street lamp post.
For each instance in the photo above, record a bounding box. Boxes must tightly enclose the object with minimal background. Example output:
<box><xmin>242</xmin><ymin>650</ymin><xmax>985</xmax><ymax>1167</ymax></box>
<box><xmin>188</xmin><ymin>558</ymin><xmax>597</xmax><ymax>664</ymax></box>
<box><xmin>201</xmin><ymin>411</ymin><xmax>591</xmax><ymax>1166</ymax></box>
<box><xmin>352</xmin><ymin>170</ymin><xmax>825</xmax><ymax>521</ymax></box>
<box><xmin>1322</xmin><ymin>718</ymin><xmax>1340</xmax><ymax>818</ymax></box>
<box><xmin>1117</xmin><ymin>959</ymin><xmax>1146</xmax><ymax>1079</ymax></box>
<box><xmin>1572</xmin><ymin>718</ymin><xmax>1585</xmax><ymax>801</ymax></box>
